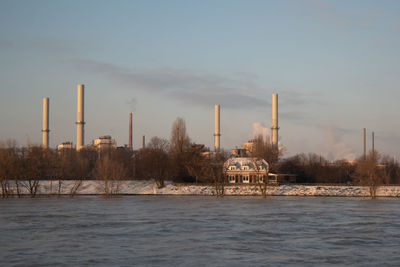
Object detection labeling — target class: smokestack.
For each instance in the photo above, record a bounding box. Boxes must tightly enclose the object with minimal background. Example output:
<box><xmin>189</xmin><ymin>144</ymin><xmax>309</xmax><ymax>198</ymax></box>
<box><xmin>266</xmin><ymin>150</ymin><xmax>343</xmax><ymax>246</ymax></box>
<box><xmin>214</xmin><ymin>105</ymin><xmax>221</xmax><ymax>152</ymax></box>
<box><xmin>372</xmin><ymin>131</ymin><xmax>375</xmax><ymax>153</ymax></box>
<box><xmin>271</xmin><ymin>93</ymin><xmax>279</xmax><ymax>147</ymax></box>
<box><xmin>129</xmin><ymin>112</ymin><xmax>133</xmax><ymax>149</ymax></box>
<box><xmin>42</xmin><ymin>97</ymin><xmax>50</xmax><ymax>148</ymax></box>
<box><xmin>363</xmin><ymin>128</ymin><xmax>366</xmax><ymax>160</ymax></box>
<box><xmin>142</xmin><ymin>135</ymin><xmax>145</xmax><ymax>149</ymax></box>
<box><xmin>76</xmin><ymin>84</ymin><xmax>85</xmax><ymax>151</ymax></box>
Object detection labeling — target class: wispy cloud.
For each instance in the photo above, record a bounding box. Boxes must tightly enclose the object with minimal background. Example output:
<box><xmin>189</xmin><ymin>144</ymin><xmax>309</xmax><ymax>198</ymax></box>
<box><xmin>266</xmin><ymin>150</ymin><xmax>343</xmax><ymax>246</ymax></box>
<box><xmin>69</xmin><ymin>58</ymin><xmax>271</xmax><ymax>109</ymax></box>
<box><xmin>168</xmin><ymin>90</ymin><xmax>267</xmax><ymax>109</ymax></box>
<box><xmin>295</xmin><ymin>0</ymin><xmax>386</xmax><ymax>29</ymax></box>
<box><xmin>29</xmin><ymin>39</ymin><xmax>78</xmax><ymax>54</ymax></box>
<box><xmin>279</xmin><ymin>89</ymin><xmax>325</xmax><ymax>107</ymax></box>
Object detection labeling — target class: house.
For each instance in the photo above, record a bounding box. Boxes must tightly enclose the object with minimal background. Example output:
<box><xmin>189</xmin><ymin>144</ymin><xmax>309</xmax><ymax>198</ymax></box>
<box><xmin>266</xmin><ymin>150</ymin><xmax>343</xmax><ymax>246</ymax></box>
<box><xmin>224</xmin><ymin>157</ymin><xmax>269</xmax><ymax>184</ymax></box>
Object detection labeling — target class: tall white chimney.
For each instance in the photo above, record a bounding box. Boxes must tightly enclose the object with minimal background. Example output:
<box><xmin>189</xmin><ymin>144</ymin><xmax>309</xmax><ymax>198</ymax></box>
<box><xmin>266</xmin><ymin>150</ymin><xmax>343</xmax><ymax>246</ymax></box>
<box><xmin>271</xmin><ymin>93</ymin><xmax>279</xmax><ymax>147</ymax></box>
<box><xmin>42</xmin><ymin>97</ymin><xmax>50</xmax><ymax>148</ymax></box>
<box><xmin>214</xmin><ymin>104</ymin><xmax>221</xmax><ymax>152</ymax></box>
<box><xmin>76</xmin><ymin>84</ymin><xmax>85</xmax><ymax>151</ymax></box>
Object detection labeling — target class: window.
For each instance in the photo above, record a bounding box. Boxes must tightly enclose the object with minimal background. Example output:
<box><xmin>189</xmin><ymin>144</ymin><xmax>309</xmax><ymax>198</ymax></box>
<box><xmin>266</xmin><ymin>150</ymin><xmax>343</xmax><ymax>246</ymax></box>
<box><xmin>243</xmin><ymin>175</ymin><xmax>250</xmax><ymax>183</ymax></box>
<box><xmin>229</xmin><ymin>166</ymin><xmax>236</xmax><ymax>170</ymax></box>
<box><xmin>242</xmin><ymin>165</ymin><xmax>249</xmax><ymax>170</ymax></box>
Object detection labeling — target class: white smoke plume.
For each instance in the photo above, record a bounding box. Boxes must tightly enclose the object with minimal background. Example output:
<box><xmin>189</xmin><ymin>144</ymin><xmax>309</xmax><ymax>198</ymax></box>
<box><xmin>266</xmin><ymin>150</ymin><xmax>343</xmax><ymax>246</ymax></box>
<box><xmin>250</xmin><ymin>122</ymin><xmax>270</xmax><ymax>140</ymax></box>
<box><xmin>317</xmin><ymin>125</ymin><xmax>356</xmax><ymax>161</ymax></box>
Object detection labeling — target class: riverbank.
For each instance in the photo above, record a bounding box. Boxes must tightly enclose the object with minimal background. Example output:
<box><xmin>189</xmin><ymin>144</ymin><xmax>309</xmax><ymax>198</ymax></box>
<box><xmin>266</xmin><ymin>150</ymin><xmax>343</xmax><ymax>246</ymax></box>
<box><xmin>2</xmin><ymin>180</ymin><xmax>400</xmax><ymax>197</ymax></box>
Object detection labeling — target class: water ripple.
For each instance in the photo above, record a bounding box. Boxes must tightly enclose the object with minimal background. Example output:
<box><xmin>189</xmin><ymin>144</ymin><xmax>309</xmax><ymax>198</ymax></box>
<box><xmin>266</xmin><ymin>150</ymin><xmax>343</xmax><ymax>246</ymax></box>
<box><xmin>1</xmin><ymin>196</ymin><xmax>400</xmax><ymax>266</ymax></box>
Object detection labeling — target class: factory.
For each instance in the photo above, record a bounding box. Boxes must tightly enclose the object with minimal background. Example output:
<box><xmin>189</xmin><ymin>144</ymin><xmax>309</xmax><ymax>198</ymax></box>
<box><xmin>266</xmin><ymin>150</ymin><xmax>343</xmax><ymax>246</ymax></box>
<box><xmin>57</xmin><ymin>141</ymin><xmax>75</xmax><ymax>150</ymax></box>
<box><xmin>92</xmin><ymin>135</ymin><xmax>117</xmax><ymax>150</ymax></box>
<box><xmin>41</xmin><ymin>84</ymin><xmax>280</xmax><ymax>165</ymax></box>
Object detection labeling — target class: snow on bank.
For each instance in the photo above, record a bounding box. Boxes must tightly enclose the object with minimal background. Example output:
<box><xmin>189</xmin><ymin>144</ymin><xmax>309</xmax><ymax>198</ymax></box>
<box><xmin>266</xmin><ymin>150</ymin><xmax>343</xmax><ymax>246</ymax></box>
<box><xmin>2</xmin><ymin>180</ymin><xmax>400</xmax><ymax>197</ymax></box>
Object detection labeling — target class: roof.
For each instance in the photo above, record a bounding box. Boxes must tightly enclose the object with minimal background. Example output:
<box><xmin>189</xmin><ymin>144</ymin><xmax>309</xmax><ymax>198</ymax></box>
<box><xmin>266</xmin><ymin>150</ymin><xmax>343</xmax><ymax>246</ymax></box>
<box><xmin>224</xmin><ymin>157</ymin><xmax>269</xmax><ymax>172</ymax></box>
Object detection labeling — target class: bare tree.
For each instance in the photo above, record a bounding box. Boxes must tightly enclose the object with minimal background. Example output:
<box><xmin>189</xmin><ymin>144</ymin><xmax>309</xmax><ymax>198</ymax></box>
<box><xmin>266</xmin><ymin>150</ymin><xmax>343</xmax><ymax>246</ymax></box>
<box><xmin>139</xmin><ymin>137</ymin><xmax>171</xmax><ymax>188</ymax></box>
<box><xmin>381</xmin><ymin>155</ymin><xmax>400</xmax><ymax>184</ymax></box>
<box><xmin>251</xmin><ymin>134</ymin><xmax>282</xmax><ymax>173</ymax></box>
<box><xmin>0</xmin><ymin>140</ymin><xmax>19</xmax><ymax>197</ymax></box>
<box><xmin>208</xmin><ymin>153</ymin><xmax>228</xmax><ymax>197</ymax></box>
<box><xmin>207</xmin><ymin>162</ymin><xmax>225</xmax><ymax>197</ymax></box>
<box><xmin>94</xmin><ymin>155</ymin><xmax>127</xmax><ymax>196</ymax></box>
<box><xmin>70</xmin><ymin>153</ymin><xmax>89</xmax><ymax>196</ymax></box>
<box><xmin>170</xmin><ymin>117</ymin><xmax>191</xmax><ymax>181</ymax></box>
<box><xmin>170</xmin><ymin>117</ymin><xmax>190</xmax><ymax>155</ymax></box>
<box><xmin>250</xmin><ymin>158</ymin><xmax>269</xmax><ymax>198</ymax></box>
<box><xmin>353</xmin><ymin>150</ymin><xmax>384</xmax><ymax>199</ymax></box>
<box><xmin>184</xmin><ymin>144</ymin><xmax>209</xmax><ymax>183</ymax></box>
<box><xmin>20</xmin><ymin>146</ymin><xmax>53</xmax><ymax>197</ymax></box>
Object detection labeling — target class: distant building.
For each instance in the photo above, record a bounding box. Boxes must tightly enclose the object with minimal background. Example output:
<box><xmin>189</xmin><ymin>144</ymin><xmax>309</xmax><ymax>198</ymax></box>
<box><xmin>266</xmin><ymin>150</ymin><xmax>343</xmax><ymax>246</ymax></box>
<box><xmin>231</xmin><ymin>148</ymin><xmax>247</xmax><ymax>157</ymax></box>
<box><xmin>92</xmin><ymin>135</ymin><xmax>117</xmax><ymax>150</ymax></box>
<box><xmin>242</xmin><ymin>139</ymin><xmax>256</xmax><ymax>154</ymax></box>
<box><xmin>224</xmin><ymin>157</ymin><xmax>269</xmax><ymax>184</ymax></box>
<box><xmin>231</xmin><ymin>139</ymin><xmax>258</xmax><ymax>158</ymax></box>
<box><xmin>57</xmin><ymin>141</ymin><xmax>75</xmax><ymax>150</ymax></box>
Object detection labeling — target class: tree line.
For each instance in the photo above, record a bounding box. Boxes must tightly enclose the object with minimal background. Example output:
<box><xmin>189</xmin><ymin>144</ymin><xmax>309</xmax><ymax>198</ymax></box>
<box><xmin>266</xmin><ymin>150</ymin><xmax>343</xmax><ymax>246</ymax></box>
<box><xmin>0</xmin><ymin>118</ymin><xmax>229</xmax><ymax>197</ymax></box>
<box><xmin>1</xmin><ymin>118</ymin><xmax>399</xmax><ymax>198</ymax></box>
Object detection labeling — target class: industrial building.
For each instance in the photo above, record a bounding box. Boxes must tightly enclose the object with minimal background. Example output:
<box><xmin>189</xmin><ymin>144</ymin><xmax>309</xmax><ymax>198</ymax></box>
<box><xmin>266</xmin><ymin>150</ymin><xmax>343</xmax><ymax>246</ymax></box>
<box><xmin>92</xmin><ymin>135</ymin><xmax>117</xmax><ymax>150</ymax></box>
<box><xmin>57</xmin><ymin>142</ymin><xmax>75</xmax><ymax>150</ymax></box>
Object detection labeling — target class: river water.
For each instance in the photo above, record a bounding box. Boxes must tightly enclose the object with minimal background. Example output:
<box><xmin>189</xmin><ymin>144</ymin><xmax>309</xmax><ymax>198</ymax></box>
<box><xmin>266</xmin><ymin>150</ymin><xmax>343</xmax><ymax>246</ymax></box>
<box><xmin>1</xmin><ymin>196</ymin><xmax>399</xmax><ymax>266</ymax></box>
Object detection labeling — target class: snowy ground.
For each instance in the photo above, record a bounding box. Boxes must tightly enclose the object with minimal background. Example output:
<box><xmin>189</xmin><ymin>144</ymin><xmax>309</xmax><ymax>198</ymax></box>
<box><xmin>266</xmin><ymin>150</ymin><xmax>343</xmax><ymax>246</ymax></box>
<box><xmin>2</xmin><ymin>180</ymin><xmax>400</xmax><ymax>197</ymax></box>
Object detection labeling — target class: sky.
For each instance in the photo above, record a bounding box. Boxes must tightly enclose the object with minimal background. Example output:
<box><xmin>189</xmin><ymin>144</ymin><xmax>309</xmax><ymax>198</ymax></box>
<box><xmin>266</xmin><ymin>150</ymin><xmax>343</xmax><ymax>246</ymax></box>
<box><xmin>1</xmin><ymin>0</ymin><xmax>400</xmax><ymax>161</ymax></box>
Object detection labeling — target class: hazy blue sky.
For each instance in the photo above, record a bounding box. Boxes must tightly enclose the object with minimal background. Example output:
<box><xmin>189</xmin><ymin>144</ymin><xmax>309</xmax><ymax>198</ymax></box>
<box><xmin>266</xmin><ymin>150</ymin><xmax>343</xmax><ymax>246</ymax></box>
<box><xmin>1</xmin><ymin>0</ymin><xmax>400</xmax><ymax>160</ymax></box>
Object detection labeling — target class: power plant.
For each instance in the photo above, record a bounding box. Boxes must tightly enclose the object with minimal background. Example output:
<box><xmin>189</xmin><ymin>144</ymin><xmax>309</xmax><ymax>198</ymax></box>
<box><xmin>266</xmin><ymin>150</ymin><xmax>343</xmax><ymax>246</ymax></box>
<box><xmin>42</xmin><ymin>97</ymin><xmax>50</xmax><ymax>148</ymax></box>
<box><xmin>271</xmin><ymin>93</ymin><xmax>279</xmax><ymax>147</ymax></box>
<box><xmin>39</xmin><ymin>85</ymin><xmax>285</xmax><ymax>155</ymax></box>
<box><xmin>214</xmin><ymin>104</ymin><xmax>221</xmax><ymax>152</ymax></box>
<box><xmin>76</xmin><ymin>84</ymin><xmax>85</xmax><ymax>151</ymax></box>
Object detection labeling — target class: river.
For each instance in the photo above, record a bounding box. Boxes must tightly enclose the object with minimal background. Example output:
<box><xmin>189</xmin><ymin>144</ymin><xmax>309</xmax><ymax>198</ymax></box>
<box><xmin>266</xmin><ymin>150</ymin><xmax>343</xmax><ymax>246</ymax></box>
<box><xmin>1</xmin><ymin>196</ymin><xmax>399</xmax><ymax>266</ymax></box>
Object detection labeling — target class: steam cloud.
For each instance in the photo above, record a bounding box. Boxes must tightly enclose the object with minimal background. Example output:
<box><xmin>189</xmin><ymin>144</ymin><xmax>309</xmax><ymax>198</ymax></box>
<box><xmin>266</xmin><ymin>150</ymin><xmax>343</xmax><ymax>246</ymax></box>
<box><xmin>317</xmin><ymin>125</ymin><xmax>355</xmax><ymax>161</ymax></box>
<box><xmin>250</xmin><ymin>122</ymin><xmax>270</xmax><ymax>140</ymax></box>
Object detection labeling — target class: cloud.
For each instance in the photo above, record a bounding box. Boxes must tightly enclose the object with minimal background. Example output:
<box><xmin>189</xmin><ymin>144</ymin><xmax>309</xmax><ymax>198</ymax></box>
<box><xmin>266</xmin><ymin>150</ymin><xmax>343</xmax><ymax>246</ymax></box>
<box><xmin>69</xmin><ymin>58</ymin><xmax>271</xmax><ymax>109</ymax></box>
<box><xmin>279</xmin><ymin>89</ymin><xmax>325</xmax><ymax>107</ymax></box>
<box><xmin>294</xmin><ymin>0</ymin><xmax>385</xmax><ymax>29</ymax></box>
<box><xmin>316</xmin><ymin>124</ymin><xmax>356</xmax><ymax>161</ymax></box>
<box><xmin>168</xmin><ymin>90</ymin><xmax>267</xmax><ymax>109</ymax></box>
